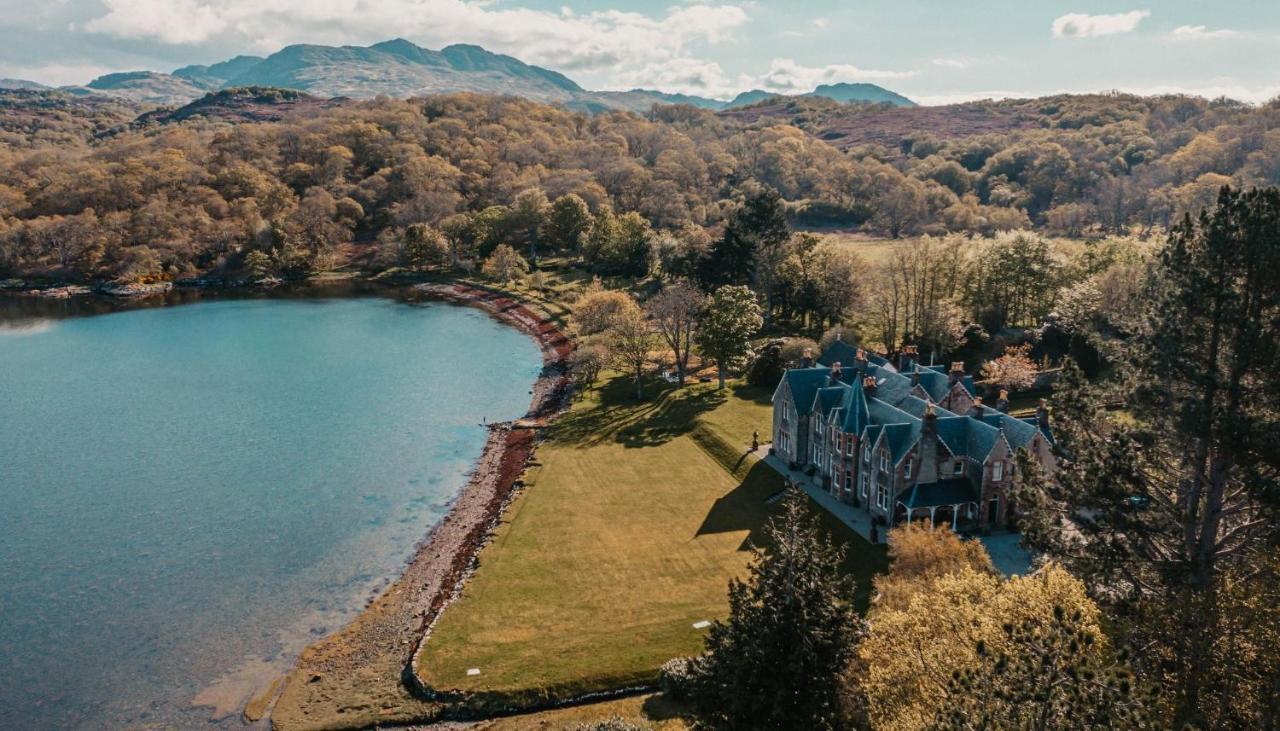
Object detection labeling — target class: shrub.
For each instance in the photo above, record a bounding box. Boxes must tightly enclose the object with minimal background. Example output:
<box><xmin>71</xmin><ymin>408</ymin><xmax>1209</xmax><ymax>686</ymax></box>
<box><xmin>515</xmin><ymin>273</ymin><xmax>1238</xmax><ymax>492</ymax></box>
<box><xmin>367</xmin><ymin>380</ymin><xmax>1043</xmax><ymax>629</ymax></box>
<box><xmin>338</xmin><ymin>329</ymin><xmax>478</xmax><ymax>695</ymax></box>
<box><xmin>658</xmin><ymin>656</ymin><xmax>699</xmax><ymax>702</ymax></box>
<box><xmin>570</xmin><ymin>716</ymin><xmax>649</xmax><ymax>731</ymax></box>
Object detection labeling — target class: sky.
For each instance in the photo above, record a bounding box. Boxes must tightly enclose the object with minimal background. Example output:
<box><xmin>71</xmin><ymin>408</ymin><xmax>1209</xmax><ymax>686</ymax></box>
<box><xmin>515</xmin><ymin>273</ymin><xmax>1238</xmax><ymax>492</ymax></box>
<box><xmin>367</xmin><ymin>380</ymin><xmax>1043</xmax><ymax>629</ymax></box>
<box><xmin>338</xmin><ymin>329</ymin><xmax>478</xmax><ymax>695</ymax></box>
<box><xmin>0</xmin><ymin>0</ymin><xmax>1277</xmax><ymax>105</ymax></box>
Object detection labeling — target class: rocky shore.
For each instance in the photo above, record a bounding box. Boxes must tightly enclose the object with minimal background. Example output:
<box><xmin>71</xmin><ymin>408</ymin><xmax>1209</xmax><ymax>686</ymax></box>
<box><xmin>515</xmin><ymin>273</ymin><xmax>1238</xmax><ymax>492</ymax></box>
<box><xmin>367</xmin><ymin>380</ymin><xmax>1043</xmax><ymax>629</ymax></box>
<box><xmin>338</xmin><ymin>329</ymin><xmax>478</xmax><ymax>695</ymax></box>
<box><xmin>267</xmin><ymin>282</ymin><xmax>574</xmax><ymax>731</ymax></box>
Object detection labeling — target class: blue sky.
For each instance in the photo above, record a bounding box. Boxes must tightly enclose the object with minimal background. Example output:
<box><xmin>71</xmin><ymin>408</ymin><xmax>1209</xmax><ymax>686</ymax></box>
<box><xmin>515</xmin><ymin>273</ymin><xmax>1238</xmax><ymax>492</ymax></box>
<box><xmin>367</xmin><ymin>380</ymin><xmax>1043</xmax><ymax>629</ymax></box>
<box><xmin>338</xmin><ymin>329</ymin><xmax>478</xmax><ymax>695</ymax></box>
<box><xmin>0</xmin><ymin>0</ymin><xmax>1276</xmax><ymax>104</ymax></box>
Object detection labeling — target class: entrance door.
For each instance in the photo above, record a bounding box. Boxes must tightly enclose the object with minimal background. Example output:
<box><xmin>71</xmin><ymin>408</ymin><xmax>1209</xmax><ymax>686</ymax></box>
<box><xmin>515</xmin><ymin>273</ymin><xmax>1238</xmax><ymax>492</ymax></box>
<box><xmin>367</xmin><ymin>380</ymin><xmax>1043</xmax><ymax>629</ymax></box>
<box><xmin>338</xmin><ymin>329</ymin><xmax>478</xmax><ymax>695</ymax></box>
<box><xmin>987</xmin><ymin>497</ymin><xmax>1000</xmax><ymax>525</ymax></box>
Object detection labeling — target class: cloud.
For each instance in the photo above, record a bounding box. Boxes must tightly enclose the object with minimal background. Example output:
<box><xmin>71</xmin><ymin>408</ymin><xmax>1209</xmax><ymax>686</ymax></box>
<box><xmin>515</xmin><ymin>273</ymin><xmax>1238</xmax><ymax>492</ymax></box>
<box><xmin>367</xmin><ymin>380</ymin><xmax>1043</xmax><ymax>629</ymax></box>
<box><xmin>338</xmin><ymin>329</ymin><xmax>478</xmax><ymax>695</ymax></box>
<box><xmin>606</xmin><ymin>56</ymin><xmax>917</xmax><ymax>100</ymax></box>
<box><xmin>80</xmin><ymin>1</ymin><xmax>751</xmax><ymax>78</ymax></box>
<box><xmin>1051</xmin><ymin>10</ymin><xmax>1150</xmax><ymax>39</ymax></box>
<box><xmin>1168</xmin><ymin>25</ymin><xmax>1238</xmax><ymax>42</ymax></box>
<box><xmin>755</xmin><ymin>57</ymin><xmax>916</xmax><ymax>92</ymax></box>
<box><xmin>931</xmin><ymin>57</ymin><xmax>970</xmax><ymax>69</ymax></box>
<box><xmin>0</xmin><ymin>61</ymin><xmax>114</xmax><ymax>86</ymax></box>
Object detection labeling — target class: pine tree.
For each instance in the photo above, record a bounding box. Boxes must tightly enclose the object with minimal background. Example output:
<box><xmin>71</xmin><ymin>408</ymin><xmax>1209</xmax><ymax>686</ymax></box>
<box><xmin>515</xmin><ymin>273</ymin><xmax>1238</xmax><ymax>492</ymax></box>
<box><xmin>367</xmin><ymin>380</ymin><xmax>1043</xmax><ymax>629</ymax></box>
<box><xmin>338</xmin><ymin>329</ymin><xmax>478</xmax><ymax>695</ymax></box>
<box><xmin>698</xmin><ymin>185</ymin><xmax>789</xmax><ymax>291</ymax></box>
<box><xmin>690</xmin><ymin>489</ymin><xmax>864</xmax><ymax>731</ymax></box>
<box><xmin>1018</xmin><ymin>186</ymin><xmax>1280</xmax><ymax>728</ymax></box>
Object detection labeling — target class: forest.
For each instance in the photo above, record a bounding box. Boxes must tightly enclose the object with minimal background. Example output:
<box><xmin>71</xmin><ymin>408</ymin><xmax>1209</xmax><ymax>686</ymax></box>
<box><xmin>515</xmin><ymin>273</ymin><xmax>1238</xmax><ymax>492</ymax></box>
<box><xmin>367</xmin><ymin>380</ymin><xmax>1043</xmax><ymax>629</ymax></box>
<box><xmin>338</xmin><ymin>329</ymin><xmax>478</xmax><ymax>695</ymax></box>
<box><xmin>1</xmin><ymin>88</ymin><xmax>1278</xmax><ymax>288</ymax></box>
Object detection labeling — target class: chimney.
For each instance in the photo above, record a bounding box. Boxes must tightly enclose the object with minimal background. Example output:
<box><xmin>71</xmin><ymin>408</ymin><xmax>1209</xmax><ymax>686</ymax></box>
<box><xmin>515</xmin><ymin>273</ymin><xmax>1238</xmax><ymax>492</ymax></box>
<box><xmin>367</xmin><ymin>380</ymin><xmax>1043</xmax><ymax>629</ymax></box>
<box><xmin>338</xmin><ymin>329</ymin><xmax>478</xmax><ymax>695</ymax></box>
<box><xmin>1036</xmin><ymin>398</ymin><xmax>1050</xmax><ymax>427</ymax></box>
<box><xmin>968</xmin><ymin>396</ymin><xmax>984</xmax><ymax>419</ymax></box>
<box><xmin>948</xmin><ymin>361</ymin><xmax>965</xmax><ymax>388</ymax></box>
<box><xmin>830</xmin><ymin>361</ymin><xmax>842</xmax><ymax>383</ymax></box>
<box><xmin>996</xmin><ymin>389</ymin><xmax>1010</xmax><ymax>413</ymax></box>
<box><xmin>862</xmin><ymin>375</ymin><xmax>877</xmax><ymax>398</ymax></box>
<box><xmin>854</xmin><ymin>347</ymin><xmax>869</xmax><ymax>377</ymax></box>
<box><xmin>919</xmin><ymin>402</ymin><xmax>939</xmax><ymax>484</ymax></box>
<box><xmin>898</xmin><ymin>344</ymin><xmax>919</xmax><ymax>373</ymax></box>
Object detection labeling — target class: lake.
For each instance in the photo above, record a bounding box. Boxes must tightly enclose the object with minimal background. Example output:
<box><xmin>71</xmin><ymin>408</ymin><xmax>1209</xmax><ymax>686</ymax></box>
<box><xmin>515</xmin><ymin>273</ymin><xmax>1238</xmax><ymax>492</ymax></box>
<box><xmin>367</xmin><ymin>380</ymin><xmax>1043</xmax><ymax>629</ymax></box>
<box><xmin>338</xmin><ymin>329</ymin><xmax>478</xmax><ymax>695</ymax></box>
<box><xmin>0</xmin><ymin>293</ymin><xmax>543</xmax><ymax>729</ymax></box>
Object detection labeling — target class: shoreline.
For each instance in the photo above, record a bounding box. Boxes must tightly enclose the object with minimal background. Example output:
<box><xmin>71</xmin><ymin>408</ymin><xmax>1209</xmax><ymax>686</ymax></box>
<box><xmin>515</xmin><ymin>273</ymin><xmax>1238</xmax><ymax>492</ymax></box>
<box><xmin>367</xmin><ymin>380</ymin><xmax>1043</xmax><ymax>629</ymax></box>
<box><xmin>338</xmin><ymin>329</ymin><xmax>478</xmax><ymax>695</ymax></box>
<box><xmin>267</xmin><ymin>282</ymin><xmax>574</xmax><ymax>731</ymax></box>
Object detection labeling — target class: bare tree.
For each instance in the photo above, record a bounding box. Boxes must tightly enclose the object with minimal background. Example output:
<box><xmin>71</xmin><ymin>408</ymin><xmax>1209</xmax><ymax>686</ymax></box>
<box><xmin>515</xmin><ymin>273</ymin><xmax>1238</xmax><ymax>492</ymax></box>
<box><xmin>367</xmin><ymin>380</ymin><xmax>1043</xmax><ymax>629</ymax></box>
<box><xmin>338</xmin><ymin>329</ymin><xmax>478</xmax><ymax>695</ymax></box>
<box><xmin>645</xmin><ymin>280</ymin><xmax>707</xmax><ymax>386</ymax></box>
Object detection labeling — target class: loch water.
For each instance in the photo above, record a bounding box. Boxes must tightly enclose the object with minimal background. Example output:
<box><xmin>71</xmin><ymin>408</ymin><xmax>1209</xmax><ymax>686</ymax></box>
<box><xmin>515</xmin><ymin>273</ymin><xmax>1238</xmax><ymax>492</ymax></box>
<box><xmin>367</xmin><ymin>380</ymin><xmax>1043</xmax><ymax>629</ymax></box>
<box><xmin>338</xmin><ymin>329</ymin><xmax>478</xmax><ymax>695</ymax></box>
<box><xmin>0</xmin><ymin>292</ymin><xmax>543</xmax><ymax>729</ymax></box>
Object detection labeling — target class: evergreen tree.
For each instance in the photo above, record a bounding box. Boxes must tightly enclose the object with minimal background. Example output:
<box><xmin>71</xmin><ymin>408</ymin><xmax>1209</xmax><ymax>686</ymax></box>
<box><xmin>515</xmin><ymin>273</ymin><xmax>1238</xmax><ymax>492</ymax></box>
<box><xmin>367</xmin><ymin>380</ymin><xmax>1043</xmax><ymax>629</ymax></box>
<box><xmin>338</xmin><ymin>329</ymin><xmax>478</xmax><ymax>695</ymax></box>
<box><xmin>1019</xmin><ymin>186</ymin><xmax>1280</xmax><ymax>729</ymax></box>
<box><xmin>698</xmin><ymin>185</ymin><xmax>789</xmax><ymax>291</ymax></box>
<box><xmin>690</xmin><ymin>489</ymin><xmax>864</xmax><ymax>731</ymax></box>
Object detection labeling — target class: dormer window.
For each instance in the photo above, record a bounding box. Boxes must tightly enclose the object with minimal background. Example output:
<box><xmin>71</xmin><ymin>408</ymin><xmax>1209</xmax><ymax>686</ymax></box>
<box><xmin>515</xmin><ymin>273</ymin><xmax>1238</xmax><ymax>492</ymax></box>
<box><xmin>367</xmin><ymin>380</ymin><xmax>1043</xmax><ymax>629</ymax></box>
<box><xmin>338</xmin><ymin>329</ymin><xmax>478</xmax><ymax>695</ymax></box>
<box><xmin>992</xmin><ymin>461</ymin><xmax>1004</xmax><ymax>481</ymax></box>
<box><xmin>953</xmin><ymin>460</ymin><xmax>964</xmax><ymax>476</ymax></box>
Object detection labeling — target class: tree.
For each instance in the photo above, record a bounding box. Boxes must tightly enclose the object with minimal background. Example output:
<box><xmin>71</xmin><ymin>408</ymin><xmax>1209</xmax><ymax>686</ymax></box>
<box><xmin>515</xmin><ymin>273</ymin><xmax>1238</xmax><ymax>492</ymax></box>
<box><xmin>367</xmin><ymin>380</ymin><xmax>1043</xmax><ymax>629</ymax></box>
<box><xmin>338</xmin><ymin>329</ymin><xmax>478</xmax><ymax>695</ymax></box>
<box><xmin>873</xmin><ymin>524</ymin><xmax>995</xmax><ymax>612</ymax></box>
<box><xmin>402</xmin><ymin>223</ymin><xmax>449</xmax><ymax>269</ymax></box>
<box><xmin>699</xmin><ymin>185</ymin><xmax>789</xmax><ymax>292</ymax></box>
<box><xmin>604</xmin><ymin>298</ymin><xmax>656</xmax><ymax>400</ymax></box>
<box><xmin>691</xmin><ymin>490</ymin><xmax>864</xmax><ymax>731</ymax></box>
<box><xmin>695</xmin><ymin>285</ymin><xmax>763</xmax><ymax>389</ymax></box>
<box><xmin>511</xmin><ymin>188</ymin><xmax>550</xmax><ymax>264</ymax></box>
<box><xmin>980</xmin><ymin>343</ymin><xmax>1038</xmax><ymax>392</ymax></box>
<box><xmin>481</xmin><ymin>244</ymin><xmax>529</xmax><ymax>283</ymax></box>
<box><xmin>243</xmin><ymin>249</ymin><xmax>274</xmax><ymax>279</ymax></box>
<box><xmin>931</xmin><ymin>604</ymin><xmax>1155</xmax><ymax>730</ymax></box>
<box><xmin>1018</xmin><ymin>187</ymin><xmax>1280</xmax><ymax>729</ymax></box>
<box><xmin>856</xmin><ymin>564</ymin><xmax>1112</xmax><ymax>731</ymax></box>
<box><xmin>567</xmin><ymin>344</ymin><xmax>607</xmax><ymax>396</ymax></box>
<box><xmin>645</xmin><ymin>280</ymin><xmax>707</xmax><ymax>386</ymax></box>
<box><xmin>543</xmin><ymin>193</ymin><xmax>592</xmax><ymax>255</ymax></box>
<box><xmin>965</xmin><ymin>232</ymin><xmax>1060</xmax><ymax>332</ymax></box>
<box><xmin>573</xmin><ymin>282</ymin><xmax>637</xmax><ymax>336</ymax></box>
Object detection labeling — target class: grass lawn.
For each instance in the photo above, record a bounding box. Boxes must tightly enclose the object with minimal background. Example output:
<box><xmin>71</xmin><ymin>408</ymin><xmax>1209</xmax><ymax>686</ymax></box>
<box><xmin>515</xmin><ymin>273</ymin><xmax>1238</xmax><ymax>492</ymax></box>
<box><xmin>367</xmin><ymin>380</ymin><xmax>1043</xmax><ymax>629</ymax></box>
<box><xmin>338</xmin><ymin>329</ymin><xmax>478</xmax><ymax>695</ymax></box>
<box><xmin>416</xmin><ymin>376</ymin><xmax>885</xmax><ymax>703</ymax></box>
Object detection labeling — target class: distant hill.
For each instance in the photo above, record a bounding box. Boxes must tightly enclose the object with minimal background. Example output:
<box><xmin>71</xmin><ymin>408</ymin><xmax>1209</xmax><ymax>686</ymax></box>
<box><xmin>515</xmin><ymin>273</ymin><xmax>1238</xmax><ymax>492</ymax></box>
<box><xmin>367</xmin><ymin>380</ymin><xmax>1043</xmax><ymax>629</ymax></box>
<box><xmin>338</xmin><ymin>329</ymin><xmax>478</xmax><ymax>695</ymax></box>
<box><xmin>0</xmin><ymin>79</ymin><xmax>50</xmax><ymax>91</ymax></box>
<box><xmin>84</xmin><ymin>71</ymin><xmax>207</xmax><ymax>105</ymax></box>
<box><xmin>172</xmin><ymin>56</ymin><xmax>266</xmax><ymax>89</ymax></box>
<box><xmin>725</xmin><ymin>83</ymin><xmax>916</xmax><ymax>110</ymax></box>
<box><xmin>41</xmin><ymin>39</ymin><xmax>913</xmax><ymax>114</ymax></box>
<box><xmin>135</xmin><ymin>86</ymin><xmax>347</xmax><ymax>126</ymax></box>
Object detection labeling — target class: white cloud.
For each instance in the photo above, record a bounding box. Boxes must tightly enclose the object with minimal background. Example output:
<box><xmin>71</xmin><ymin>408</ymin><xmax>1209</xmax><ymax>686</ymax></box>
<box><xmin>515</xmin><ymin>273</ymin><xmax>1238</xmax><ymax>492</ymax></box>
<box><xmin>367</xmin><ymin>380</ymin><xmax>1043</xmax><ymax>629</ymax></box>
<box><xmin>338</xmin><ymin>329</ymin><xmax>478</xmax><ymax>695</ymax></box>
<box><xmin>1051</xmin><ymin>10</ymin><xmax>1150</xmax><ymax>39</ymax></box>
<box><xmin>0</xmin><ymin>61</ymin><xmax>115</xmax><ymax>86</ymax></box>
<box><xmin>910</xmin><ymin>82</ymin><xmax>1280</xmax><ymax>108</ymax></box>
<box><xmin>755</xmin><ymin>57</ymin><xmax>916</xmax><ymax>92</ymax></box>
<box><xmin>80</xmin><ymin>0</ymin><xmax>751</xmax><ymax>79</ymax></box>
<box><xmin>1168</xmin><ymin>25</ymin><xmax>1238</xmax><ymax>42</ymax></box>
<box><xmin>811</xmin><ymin>18</ymin><xmax>828</xmax><ymax>29</ymax></box>
<box><xmin>931</xmin><ymin>57</ymin><xmax>969</xmax><ymax>69</ymax></box>
<box><xmin>605</xmin><ymin>56</ymin><xmax>917</xmax><ymax>100</ymax></box>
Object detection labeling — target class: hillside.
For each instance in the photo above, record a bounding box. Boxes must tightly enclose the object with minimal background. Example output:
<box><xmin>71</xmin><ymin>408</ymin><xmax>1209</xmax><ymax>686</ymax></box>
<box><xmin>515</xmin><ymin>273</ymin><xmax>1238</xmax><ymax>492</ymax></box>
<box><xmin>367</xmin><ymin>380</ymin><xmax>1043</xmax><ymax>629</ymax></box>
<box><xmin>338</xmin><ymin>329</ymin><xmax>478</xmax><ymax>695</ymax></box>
<box><xmin>83</xmin><ymin>71</ymin><xmax>208</xmax><ymax>106</ymax></box>
<box><xmin>726</xmin><ymin>82</ymin><xmax>916</xmax><ymax>110</ymax></box>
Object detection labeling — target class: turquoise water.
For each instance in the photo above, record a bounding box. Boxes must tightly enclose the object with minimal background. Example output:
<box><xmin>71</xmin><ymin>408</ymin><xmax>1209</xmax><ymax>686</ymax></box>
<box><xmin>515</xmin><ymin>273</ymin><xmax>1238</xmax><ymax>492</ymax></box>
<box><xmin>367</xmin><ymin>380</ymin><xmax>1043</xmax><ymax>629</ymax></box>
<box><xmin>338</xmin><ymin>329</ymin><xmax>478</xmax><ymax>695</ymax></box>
<box><xmin>0</xmin><ymin>296</ymin><xmax>543</xmax><ymax>729</ymax></box>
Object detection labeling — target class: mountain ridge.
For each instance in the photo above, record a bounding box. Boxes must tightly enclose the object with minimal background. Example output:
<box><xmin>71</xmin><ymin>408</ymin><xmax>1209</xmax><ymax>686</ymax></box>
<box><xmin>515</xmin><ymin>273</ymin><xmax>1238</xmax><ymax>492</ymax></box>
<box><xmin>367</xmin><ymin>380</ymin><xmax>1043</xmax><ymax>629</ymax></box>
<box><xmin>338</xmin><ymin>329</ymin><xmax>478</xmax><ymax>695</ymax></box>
<box><xmin>40</xmin><ymin>38</ymin><xmax>917</xmax><ymax>112</ymax></box>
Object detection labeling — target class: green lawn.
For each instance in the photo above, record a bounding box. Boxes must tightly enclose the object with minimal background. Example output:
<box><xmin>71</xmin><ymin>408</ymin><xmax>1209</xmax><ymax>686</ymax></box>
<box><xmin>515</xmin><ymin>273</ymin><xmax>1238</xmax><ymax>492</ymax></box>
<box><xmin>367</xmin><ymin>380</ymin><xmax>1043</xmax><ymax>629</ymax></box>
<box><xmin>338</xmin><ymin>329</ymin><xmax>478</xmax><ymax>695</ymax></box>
<box><xmin>416</xmin><ymin>377</ymin><xmax>885</xmax><ymax>704</ymax></box>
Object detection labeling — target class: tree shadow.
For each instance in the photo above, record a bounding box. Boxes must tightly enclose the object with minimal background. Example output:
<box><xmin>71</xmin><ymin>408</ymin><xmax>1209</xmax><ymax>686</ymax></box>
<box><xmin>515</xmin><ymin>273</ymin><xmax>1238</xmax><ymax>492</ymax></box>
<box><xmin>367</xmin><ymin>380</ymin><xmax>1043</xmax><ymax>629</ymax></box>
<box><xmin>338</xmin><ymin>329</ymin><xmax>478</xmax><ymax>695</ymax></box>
<box><xmin>641</xmin><ymin>693</ymin><xmax>695</xmax><ymax>722</ymax></box>
<box><xmin>551</xmin><ymin>375</ymin><xmax>727</xmax><ymax>449</ymax></box>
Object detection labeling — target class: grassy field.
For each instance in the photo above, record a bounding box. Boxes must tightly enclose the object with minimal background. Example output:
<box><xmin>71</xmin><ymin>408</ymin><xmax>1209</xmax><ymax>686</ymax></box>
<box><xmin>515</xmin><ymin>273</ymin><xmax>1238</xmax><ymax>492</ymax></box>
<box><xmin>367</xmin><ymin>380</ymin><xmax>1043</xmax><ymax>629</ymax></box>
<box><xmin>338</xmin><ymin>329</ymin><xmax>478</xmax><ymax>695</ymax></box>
<box><xmin>416</xmin><ymin>376</ymin><xmax>885</xmax><ymax>704</ymax></box>
<box><xmin>475</xmin><ymin>693</ymin><xmax>690</xmax><ymax>730</ymax></box>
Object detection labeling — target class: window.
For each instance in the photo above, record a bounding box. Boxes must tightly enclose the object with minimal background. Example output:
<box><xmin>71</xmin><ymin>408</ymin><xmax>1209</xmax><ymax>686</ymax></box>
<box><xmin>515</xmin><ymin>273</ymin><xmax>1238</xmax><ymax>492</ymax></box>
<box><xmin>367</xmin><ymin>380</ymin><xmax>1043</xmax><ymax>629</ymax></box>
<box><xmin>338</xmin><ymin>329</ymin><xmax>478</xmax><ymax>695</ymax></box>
<box><xmin>863</xmin><ymin>443</ymin><xmax>871</xmax><ymax>463</ymax></box>
<box><xmin>953</xmin><ymin>460</ymin><xmax>964</xmax><ymax>476</ymax></box>
<box><xmin>880</xmin><ymin>452</ymin><xmax>889</xmax><ymax>472</ymax></box>
<box><xmin>877</xmin><ymin>482</ymin><xmax>890</xmax><ymax>511</ymax></box>
<box><xmin>844</xmin><ymin>473</ymin><xmax>852</xmax><ymax>494</ymax></box>
<box><xmin>860</xmin><ymin>474</ymin><xmax>869</xmax><ymax>499</ymax></box>
<box><xmin>904</xmin><ymin>457</ymin><xmax>913</xmax><ymax>477</ymax></box>
<box><xmin>992</xmin><ymin>461</ymin><xmax>1004</xmax><ymax>481</ymax></box>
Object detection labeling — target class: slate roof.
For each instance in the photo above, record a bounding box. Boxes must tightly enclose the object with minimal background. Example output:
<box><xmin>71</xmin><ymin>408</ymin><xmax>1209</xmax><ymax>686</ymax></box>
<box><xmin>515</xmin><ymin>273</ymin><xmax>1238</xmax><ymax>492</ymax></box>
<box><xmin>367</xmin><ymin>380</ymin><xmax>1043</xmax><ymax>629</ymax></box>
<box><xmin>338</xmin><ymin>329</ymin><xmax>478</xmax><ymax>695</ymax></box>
<box><xmin>817</xmin><ymin>340</ymin><xmax>894</xmax><ymax>371</ymax></box>
<box><xmin>783</xmin><ymin>342</ymin><xmax>1039</xmax><ymax>467</ymax></box>
<box><xmin>901</xmin><ymin>478</ymin><xmax>979</xmax><ymax>508</ymax></box>
<box><xmin>785</xmin><ymin>368</ymin><xmax>832</xmax><ymax>416</ymax></box>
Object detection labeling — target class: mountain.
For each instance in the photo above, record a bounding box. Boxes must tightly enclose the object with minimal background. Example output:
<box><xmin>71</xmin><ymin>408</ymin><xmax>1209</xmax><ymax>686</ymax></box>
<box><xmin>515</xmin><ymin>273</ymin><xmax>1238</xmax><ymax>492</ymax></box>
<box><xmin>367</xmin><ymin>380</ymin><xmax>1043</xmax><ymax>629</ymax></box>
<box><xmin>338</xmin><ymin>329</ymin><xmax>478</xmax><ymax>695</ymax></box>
<box><xmin>84</xmin><ymin>71</ymin><xmax>207</xmax><ymax>105</ymax></box>
<box><xmin>172</xmin><ymin>55</ymin><xmax>266</xmax><ymax>89</ymax></box>
<box><xmin>0</xmin><ymin>79</ymin><xmax>50</xmax><ymax>91</ymax></box>
<box><xmin>813</xmin><ymin>82</ymin><xmax>916</xmax><ymax>107</ymax></box>
<box><xmin>47</xmin><ymin>39</ymin><xmax>913</xmax><ymax>114</ymax></box>
<box><xmin>725</xmin><ymin>83</ymin><xmax>916</xmax><ymax>109</ymax></box>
